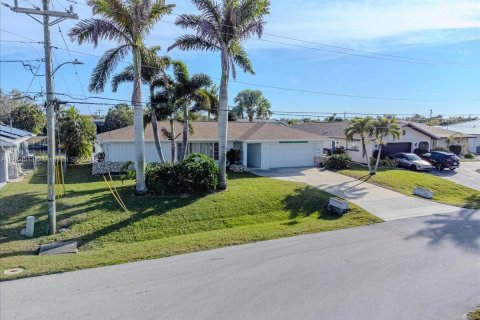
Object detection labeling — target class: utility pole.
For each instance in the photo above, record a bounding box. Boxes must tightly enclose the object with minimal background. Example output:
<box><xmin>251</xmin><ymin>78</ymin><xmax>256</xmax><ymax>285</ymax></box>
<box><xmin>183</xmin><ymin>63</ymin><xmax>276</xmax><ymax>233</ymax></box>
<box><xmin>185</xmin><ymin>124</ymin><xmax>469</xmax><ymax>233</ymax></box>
<box><xmin>11</xmin><ymin>0</ymin><xmax>78</xmax><ymax>235</ymax></box>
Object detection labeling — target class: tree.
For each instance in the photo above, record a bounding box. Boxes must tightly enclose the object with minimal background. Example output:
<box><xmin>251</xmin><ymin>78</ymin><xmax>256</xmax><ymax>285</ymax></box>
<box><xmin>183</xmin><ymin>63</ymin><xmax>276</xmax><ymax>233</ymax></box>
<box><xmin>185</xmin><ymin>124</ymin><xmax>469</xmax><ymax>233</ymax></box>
<box><xmin>152</xmin><ymin>82</ymin><xmax>181</xmax><ymax>162</ymax></box>
<box><xmin>345</xmin><ymin>116</ymin><xmax>375</xmax><ymax>173</ymax></box>
<box><xmin>111</xmin><ymin>46</ymin><xmax>171</xmax><ymax>163</ymax></box>
<box><xmin>169</xmin><ymin>0</ymin><xmax>270</xmax><ymax>190</ymax></box>
<box><xmin>10</xmin><ymin>103</ymin><xmax>46</xmax><ymax>134</ymax></box>
<box><xmin>325</xmin><ymin>113</ymin><xmax>343</xmax><ymax>122</ymax></box>
<box><xmin>69</xmin><ymin>0</ymin><xmax>175</xmax><ymax>194</ymax></box>
<box><xmin>59</xmin><ymin>106</ymin><xmax>96</xmax><ymax>162</ymax></box>
<box><xmin>233</xmin><ymin>89</ymin><xmax>271</xmax><ymax>121</ymax></box>
<box><xmin>192</xmin><ymin>84</ymin><xmax>219</xmax><ymax>121</ymax></box>
<box><xmin>103</xmin><ymin>104</ymin><xmax>134</xmax><ymax>132</ymax></box>
<box><xmin>166</xmin><ymin>61</ymin><xmax>211</xmax><ymax>160</ymax></box>
<box><xmin>371</xmin><ymin>117</ymin><xmax>401</xmax><ymax>174</ymax></box>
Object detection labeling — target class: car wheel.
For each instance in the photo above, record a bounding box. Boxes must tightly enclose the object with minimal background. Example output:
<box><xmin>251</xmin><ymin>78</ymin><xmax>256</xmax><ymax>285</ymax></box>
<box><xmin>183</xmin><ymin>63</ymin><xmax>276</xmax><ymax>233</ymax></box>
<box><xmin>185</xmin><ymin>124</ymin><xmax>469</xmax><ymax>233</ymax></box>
<box><xmin>436</xmin><ymin>164</ymin><xmax>443</xmax><ymax>171</ymax></box>
<box><xmin>410</xmin><ymin>165</ymin><xmax>417</xmax><ymax>171</ymax></box>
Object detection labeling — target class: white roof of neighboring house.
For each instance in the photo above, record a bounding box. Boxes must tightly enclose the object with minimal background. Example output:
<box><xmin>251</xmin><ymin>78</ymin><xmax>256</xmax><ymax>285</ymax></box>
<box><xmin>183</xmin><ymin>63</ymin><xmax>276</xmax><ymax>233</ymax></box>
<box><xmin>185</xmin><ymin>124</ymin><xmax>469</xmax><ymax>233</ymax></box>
<box><xmin>439</xmin><ymin>119</ymin><xmax>480</xmax><ymax>135</ymax></box>
<box><xmin>0</xmin><ymin>125</ymin><xmax>36</xmax><ymax>147</ymax></box>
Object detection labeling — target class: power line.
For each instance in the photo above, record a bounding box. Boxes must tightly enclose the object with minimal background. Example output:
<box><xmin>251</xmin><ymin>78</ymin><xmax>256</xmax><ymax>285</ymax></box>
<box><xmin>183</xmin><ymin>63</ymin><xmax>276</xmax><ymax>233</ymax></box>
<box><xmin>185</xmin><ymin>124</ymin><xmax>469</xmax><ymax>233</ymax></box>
<box><xmin>57</xmin><ymin>1</ymin><xmax>480</xmax><ymax>68</ymax></box>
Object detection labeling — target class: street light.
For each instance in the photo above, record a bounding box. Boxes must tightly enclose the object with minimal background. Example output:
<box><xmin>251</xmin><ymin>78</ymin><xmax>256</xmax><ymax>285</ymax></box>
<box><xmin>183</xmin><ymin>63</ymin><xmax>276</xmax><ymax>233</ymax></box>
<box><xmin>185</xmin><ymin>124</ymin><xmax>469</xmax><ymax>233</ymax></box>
<box><xmin>52</xmin><ymin>59</ymin><xmax>83</xmax><ymax>75</ymax></box>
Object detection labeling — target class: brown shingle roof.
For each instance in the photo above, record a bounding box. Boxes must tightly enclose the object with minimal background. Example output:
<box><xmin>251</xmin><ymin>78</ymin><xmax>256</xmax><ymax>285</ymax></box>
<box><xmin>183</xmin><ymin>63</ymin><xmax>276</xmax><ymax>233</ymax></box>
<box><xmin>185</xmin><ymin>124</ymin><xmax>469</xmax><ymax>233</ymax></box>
<box><xmin>294</xmin><ymin>122</ymin><xmax>354</xmax><ymax>139</ymax></box>
<box><xmin>97</xmin><ymin>121</ymin><xmax>330</xmax><ymax>142</ymax></box>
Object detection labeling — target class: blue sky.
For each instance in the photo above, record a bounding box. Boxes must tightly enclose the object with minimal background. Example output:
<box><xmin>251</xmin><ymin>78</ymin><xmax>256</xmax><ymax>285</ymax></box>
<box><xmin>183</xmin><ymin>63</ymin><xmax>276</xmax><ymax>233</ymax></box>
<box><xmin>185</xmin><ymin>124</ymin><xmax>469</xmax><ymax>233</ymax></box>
<box><xmin>1</xmin><ymin>0</ymin><xmax>479</xmax><ymax>118</ymax></box>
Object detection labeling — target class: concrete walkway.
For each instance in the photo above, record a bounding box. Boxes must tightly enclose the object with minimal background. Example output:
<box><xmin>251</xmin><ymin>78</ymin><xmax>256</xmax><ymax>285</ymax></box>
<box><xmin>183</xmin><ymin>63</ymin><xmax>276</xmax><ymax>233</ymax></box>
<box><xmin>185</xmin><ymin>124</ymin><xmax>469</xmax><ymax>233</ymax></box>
<box><xmin>253</xmin><ymin>167</ymin><xmax>470</xmax><ymax>221</ymax></box>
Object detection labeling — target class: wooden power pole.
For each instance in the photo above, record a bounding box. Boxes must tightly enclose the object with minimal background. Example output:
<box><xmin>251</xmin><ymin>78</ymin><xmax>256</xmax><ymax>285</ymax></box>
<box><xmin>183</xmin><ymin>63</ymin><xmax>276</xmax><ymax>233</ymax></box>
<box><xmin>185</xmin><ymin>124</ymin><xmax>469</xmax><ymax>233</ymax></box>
<box><xmin>10</xmin><ymin>0</ymin><xmax>78</xmax><ymax>235</ymax></box>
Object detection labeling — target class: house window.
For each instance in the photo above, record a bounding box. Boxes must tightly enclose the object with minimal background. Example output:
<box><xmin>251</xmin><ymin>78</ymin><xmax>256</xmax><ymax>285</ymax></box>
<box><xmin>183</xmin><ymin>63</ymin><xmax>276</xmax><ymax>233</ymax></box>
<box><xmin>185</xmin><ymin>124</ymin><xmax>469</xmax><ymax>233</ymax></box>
<box><xmin>418</xmin><ymin>141</ymin><xmax>429</xmax><ymax>150</ymax></box>
<box><xmin>211</xmin><ymin>143</ymin><xmax>219</xmax><ymax>160</ymax></box>
<box><xmin>346</xmin><ymin>140</ymin><xmax>360</xmax><ymax>151</ymax></box>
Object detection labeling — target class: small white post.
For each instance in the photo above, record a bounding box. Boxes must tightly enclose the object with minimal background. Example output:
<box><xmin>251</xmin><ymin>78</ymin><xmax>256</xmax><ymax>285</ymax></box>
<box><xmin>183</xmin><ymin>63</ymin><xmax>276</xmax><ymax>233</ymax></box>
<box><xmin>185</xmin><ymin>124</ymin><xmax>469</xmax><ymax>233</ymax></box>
<box><xmin>26</xmin><ymin>216</ymin><xmax>35</xmax><ymax>238</ymax></box>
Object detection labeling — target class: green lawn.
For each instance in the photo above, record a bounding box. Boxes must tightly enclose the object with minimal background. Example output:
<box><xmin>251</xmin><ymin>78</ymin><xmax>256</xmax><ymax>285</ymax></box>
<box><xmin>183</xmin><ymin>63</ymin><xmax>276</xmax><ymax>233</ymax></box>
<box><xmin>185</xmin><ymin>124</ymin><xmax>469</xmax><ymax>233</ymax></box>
<box><xmin>0</xmin><ymin>164</ymin><xmax>380</xmax><ymax>280</ymax></box>
<box><xmin>338</xmin><ymin>165</ymin><xmax>480</xmax><ymax>209</ymax></box>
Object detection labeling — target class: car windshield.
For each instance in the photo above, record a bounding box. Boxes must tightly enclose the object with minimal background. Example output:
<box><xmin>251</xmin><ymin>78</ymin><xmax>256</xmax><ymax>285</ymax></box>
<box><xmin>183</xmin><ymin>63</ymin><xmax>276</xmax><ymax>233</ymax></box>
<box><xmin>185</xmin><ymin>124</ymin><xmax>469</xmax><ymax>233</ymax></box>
<box><xmin>406</xmin><ymin>155</ymin><xmax>421</xmax><ymax>161</ymax></box>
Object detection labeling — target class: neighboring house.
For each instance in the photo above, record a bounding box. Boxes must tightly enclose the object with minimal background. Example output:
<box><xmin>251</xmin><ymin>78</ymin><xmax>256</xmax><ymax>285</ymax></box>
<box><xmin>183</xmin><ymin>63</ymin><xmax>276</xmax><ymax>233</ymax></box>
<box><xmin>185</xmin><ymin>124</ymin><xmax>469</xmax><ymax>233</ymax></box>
<box><xmin>92</xmin><ymin>118</ymin><xmax>105</xmax><ymax>134</ymax></box>
<box><xmin>95</xmin><ymin>121</ymin><xmax>333</xmax><ymax>173</ymax></box>
<box><xmin>294</xmin><ymin>120</ymin><xmax>474</xmax><ymax>163</ymax></box>
<box><xmin>440</xmin><ymin>119</ymin><xmax>480</xmax><ymax>154</ymax></box>
<box><xmin>0</xmin><ymin>125</ymin><xmax>35</xmax><ymax>185</ymax></box>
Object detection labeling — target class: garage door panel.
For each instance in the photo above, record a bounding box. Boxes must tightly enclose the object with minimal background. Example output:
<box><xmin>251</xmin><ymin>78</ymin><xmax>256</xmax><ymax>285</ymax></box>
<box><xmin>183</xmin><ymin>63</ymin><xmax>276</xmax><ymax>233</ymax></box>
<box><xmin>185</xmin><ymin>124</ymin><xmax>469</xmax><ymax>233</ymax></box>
<box><xmin>269</xmin><ymin>143</ymin><xmax>315</xmax><ymax>168</ymax></box>
<box><xmin>385</xmin><ymin>142</ymin><xmax>412</xmax><ymax>155</ymax></box>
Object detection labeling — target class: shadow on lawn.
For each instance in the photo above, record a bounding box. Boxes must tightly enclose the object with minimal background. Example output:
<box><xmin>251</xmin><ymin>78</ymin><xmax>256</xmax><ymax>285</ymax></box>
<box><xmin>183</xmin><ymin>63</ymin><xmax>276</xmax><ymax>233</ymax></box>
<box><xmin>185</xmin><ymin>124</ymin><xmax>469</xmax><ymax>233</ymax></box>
<box><xmin>283</xmin><ymin>186</ymin><xmax>341</xmax><ymax>220</ymax></box>
<box><xmin>406</xmin><ymin>209</ymin><xmax>480</xmax><ymax>253</ymax></box>
<box><xmin>465</xmin><ymin>194</ymin><xmax>480</xmax><ymax>209</ymax></box>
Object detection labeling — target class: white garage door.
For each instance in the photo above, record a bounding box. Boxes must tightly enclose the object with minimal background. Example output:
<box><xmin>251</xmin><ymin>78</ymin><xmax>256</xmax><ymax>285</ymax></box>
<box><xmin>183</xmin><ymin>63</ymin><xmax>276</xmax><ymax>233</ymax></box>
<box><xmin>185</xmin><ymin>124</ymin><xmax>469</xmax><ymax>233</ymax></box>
<box><xmin>269</xmin><ymin>142</ymin><xmax>315</xmax><ymax>168</ymax></box>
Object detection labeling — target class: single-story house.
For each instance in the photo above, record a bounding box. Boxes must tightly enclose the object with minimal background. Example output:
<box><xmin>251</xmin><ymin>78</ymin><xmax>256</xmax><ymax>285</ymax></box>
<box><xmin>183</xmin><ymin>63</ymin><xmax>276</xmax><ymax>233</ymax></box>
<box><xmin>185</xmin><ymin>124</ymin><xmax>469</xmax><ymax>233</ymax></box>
<box><xmin>95</xmin><ymin>121</ymin><xmax>333</xmax><ymax>173</ymax></box>
<box><xmin>294</xmin><ymin>120</ymin><xmax>474</xmax><ymax>163</ymax></box>
<box><xmin>440</xmin><ymin>119</ymin><xmax>480</xmax><ymax>154</ymax></box>
<box><xmin>0</xmin><ymin>125</ymin><xmax>35</xmax><ymax>185</ymax></box>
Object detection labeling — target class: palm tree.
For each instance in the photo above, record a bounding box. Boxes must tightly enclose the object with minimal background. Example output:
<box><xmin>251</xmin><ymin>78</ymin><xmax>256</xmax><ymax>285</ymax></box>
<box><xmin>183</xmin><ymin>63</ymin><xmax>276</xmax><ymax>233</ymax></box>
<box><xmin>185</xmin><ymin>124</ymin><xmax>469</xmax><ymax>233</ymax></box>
<box><xmin>69</xmin><ymin>0</ymin><xmax>175</xmax><ymax>194</ymax></box>
<box><xmin>169</xmin><ymin>0</ymin><xmax>271</xmax><ymax>190</ymax></box>
<box><xmin>371</xmin><ymin>117</ymin><xmax>401</xmax><ymax>174</ymax></box>
<box><xmin>111</xmin><ymin>46</ymin><xmax>170</xmax><ymax>163</ymax></box>
<box><xmin>152</xmin><ymin>83</ymin><xmax>181</xmax><ymax>162</ymax></box>
<box><xmin>192</xmin><ymin>85</ymin><xmax>219</xmax><ymax>121</ymax></box>
<box><xmin>345</xmin><ymin>116</ymin><xmax>375</xmax><ymax>173</ymax></box>
<box><xmin>234</xmin><ymin>89</ymin><xmax>271</xmax><ymax>121</ymax></box>
<box><xmin>170</xmin><ymin>61</ymin><xmax>212</xmax><ymax>161</ymax></box>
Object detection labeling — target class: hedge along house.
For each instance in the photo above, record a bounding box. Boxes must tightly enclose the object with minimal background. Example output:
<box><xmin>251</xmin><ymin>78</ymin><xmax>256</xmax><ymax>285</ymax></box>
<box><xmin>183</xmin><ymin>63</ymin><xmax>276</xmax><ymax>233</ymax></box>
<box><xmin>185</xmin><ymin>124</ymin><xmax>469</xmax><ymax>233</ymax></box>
<box><xmin>294</xmin><ymin>120</ymin><xmax>474</xmax><ymax>164</ymax></box>
<box><xmin>94</xmin><ymin>121</ymin><xmax>333</xmax><ymax>174</ymax></box>
<box><xmin>0</xmin><ymin>125</ymin><xmax>35</xmax><ymax>186</ymax></box>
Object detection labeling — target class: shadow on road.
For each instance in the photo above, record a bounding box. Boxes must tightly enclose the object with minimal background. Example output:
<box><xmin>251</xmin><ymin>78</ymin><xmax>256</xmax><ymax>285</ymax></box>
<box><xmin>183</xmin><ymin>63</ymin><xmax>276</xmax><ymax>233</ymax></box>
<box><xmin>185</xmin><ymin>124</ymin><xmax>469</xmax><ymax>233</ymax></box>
<box><xmin>406</xmin><ymin>210</ymin><xmax>480</xmax><ymax>253</ymax></box>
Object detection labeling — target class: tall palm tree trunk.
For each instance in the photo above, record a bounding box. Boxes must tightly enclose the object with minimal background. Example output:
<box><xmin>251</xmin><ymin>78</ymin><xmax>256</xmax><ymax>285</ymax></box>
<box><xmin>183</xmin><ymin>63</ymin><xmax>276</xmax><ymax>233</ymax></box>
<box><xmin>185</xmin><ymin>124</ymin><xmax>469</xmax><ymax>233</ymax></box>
<box><xmin>374</xmin><ymin>144</ymin><xmax>382</xmax><ymax>174</ymax></box>
<box><xmin>170</xmin><ymin>118</ymin><xmax>176</xmax><ymax>163</ymax></box>
<box><xmin>361</xmin><ymin>136</ymin><xmax>373</xmax><ymax>174</ymax></box>
<box><xmin>132</xmin><ymin>47</ymin><xmax>147</xmax><ymax>194</ymax></box>
<box><xmin>218</xmin><ymin>51</ymin><xmax>229</xmax><ymax>190</ymax></box>
<box><xmin>149</xmin><ymin>84</ymin><xmax>165</xmax><ymax>164</ymax></box>
<box><xmin>181</xmin><ymin>104</ymin><xmax>189</xmax><ymax>161</ymax></box>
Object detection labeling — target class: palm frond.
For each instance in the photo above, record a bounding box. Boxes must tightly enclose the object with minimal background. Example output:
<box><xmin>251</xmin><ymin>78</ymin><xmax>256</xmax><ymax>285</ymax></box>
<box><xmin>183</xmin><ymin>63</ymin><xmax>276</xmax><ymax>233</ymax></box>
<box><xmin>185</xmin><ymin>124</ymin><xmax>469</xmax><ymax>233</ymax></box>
<box><xmin>69</xmin><ymin>18</ymin><xmax>130</xmax><ymax>47</ymax></box>
<box><xmin>89</xmin><ymin>44</ymin><xmax>130</xmax><ymax>93</ymax></box>
<box><xmin>88</xmin><ymin>0</ymin><xmax>131</xmax><ymax>30</ymax></box>
<box><xmin>191</xmin><ymin>0</ymin><xmax>222</xmax><ymax>25</ymax></box>
<box><xmin>171</xmin><ymin>61</ymin><xmax>190</xmax><ymax>85</ymax></box>
<box><xmin>190</xmin><ymin>74</ymin><xmax>212</xmax><ymax>89</ymax></box>
<box><xmin>230</xmin><ymin>42</ymin><xmax>254</xmax><ymax>75</ymax></box>
<box><xmin>145</xmin><ymin>0</ymin><xmax>175</xmax><ymax>30</ymax></box>
<box><xmin>111</xmin><ymin>66</ymin><xmax>135</xmax><ymax>92</ymax></box>
<box><xmin>168</xmin><ymin>35</ymin><xmax>219</xmax><ymax>52</ymax></box>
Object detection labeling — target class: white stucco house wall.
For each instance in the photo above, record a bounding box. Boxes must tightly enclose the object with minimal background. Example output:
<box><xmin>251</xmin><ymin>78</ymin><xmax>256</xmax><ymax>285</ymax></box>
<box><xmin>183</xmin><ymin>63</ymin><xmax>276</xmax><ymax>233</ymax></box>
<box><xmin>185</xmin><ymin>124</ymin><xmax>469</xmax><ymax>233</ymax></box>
<box><xmin>294</xmin><ymin>120</ymin><xmax>474</xmax><ymax>164</ymax></box>
<box><xmin>0</xmin><ymin>125</ymin><xmax>35</xmax><ymax>186</ymax></box>
<box><xmin>440</xmin><ymin>120</ymin><xmax>480</xmax><ymax>154</ymax></box>
<box><xmin>94</xmin><ymin>121</ymin><xmax>333</xmax><ymax>174</ymax></box>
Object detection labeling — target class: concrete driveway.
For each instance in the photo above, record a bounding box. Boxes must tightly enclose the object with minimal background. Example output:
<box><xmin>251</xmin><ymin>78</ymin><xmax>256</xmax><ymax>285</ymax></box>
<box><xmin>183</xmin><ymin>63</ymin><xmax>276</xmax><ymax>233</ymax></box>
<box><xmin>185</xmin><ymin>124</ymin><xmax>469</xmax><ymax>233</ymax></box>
<box><xmin>429</xmin><ymin>161</ymin><xmax>480</xmax><ymax>191</ymax></box>
<box><xmin>253</xmin><ymin>167</ymin><xmax>470</xmax><ymax>221</ymax></box>
<box><xmin>2</xmin><ymin>210</ymin><xmax>479</xmax><ymax>320</ymax></box>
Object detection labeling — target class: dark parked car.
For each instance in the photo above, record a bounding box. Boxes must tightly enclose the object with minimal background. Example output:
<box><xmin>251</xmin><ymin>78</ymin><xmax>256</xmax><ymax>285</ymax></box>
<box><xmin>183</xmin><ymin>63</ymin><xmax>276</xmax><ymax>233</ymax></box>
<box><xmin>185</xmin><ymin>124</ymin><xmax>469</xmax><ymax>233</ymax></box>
<box><xmin>421</xmin><ymin>151</ymin><xmax>460</xmax><ymax>171</ymax></box>
<box><xmin>393</xmin><ymin>153</ymin><xmax>434</xmax><ymax>171</ymax></box>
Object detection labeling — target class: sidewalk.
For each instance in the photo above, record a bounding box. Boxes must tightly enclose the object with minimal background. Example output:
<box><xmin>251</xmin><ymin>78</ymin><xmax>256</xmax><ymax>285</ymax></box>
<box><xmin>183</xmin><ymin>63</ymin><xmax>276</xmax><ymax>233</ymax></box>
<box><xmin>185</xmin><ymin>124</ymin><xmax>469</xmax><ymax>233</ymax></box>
<box><xmin>253</xmin><ymin>167</ymin><xmax>471</xmax><ymax>221</ymax></box>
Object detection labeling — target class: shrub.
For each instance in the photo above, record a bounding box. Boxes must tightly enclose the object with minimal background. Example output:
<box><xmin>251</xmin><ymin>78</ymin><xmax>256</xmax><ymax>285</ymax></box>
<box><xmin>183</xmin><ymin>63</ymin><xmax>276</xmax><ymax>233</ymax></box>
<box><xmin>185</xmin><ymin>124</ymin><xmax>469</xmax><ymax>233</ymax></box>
<box><xmin>226</xmin><ymin>149</ymin><xmax>241</xmax><ymax>165</ymax></box>
<box><xmin>325</xmin><ymin>154</ymin><xmax>351</xmax><ymax>170</ymax></box>
<box><xmin>413</xmin><ymin>148</ymin><xmax>428</xmax><ymax>156</ymax></box>
<box><xmin>465</xmin><ymin>153</ymin><xmax>476</xmax><ymax>159</ymax></box>
<box><xmin>449</xmin><ymin>145</ymin><xmax>462</xmax><ymax>155</ymax></box>
<box><xmin>333</xmin><ymin>146</ymin><xmax>346</xmax><ymax>155</ymax></box>
<box><xmin>372</xmin><ymin>148</ymin><xmax>390</xmax><ymax>160</ymax></box>
<box><xmin>370</xmin><ymin>157</ymin><xmax>398</xmax><ymax>168</ymax></box>
<box><xmin>146</xmin><ymin>153</ymin><xmax>219</xmax><ymax>195</ymax></box>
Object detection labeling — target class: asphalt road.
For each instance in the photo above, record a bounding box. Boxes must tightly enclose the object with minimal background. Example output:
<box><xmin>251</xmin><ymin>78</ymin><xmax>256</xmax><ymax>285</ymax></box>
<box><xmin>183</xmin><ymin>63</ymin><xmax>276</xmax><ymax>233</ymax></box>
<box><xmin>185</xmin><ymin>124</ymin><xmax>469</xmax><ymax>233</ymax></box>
<box><xmin>1</xmin><ymin>210</ymin><xmax>479</xmax><ymax>320</ymax></box>
<box><xmin>429</xmin><ymin>161</ymin><xmax>480</xmax><ymax>191</ymax></box>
